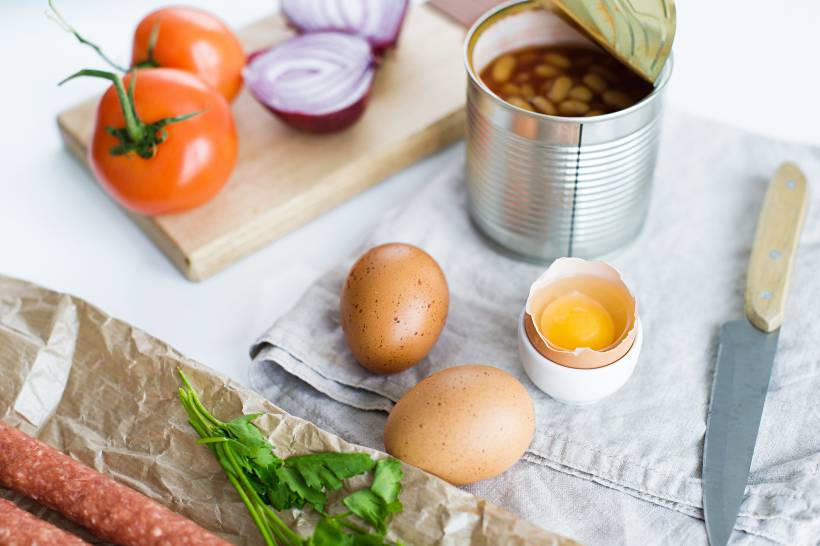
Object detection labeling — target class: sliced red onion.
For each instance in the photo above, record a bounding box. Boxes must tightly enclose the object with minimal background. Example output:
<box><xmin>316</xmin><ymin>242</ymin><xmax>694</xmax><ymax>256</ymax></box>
<box><xmin>281</xmin><ymin>0</ymin><xmax>410</xmax><ymax>52</ymax></box>
<box><xmin>244</xmin><ymin>32</ymin><xmax>376</xmax><ymax>133</ymax></box>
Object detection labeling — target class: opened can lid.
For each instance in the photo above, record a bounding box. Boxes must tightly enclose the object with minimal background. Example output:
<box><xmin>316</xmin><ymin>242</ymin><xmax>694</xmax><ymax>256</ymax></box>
<box><xmin>537</xmin><ymin>0</ymin><xmax>675</xmax><ymax>84</ymax></box>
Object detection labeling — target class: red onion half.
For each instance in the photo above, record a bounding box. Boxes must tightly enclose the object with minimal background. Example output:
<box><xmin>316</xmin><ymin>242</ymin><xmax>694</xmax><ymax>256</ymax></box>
<box><xmin>244</xmin><ymin>32</ymin><xmax>376</xmax><ymax>133</ymax></box>
<box><xmin>281</xmin><ymin>0</ymin><xmax>410</xmax><ymax>52</ymax></box>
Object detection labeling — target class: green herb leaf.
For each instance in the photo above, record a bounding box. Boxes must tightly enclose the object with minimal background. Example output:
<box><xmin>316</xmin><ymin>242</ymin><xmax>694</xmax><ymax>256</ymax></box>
<box><xmin>291</xmin><ymin>453</ymin><xmax>376</xmax><ymax>492</ymax></box>
<box><xmin>309</xmin><ymin>516</ymin><xmax>354</xmax><ymax>546</ymax></box>
<box><xmin>274</xmin><ymin>452</ymin><xmax>375</xmax><ymax>512</ymax></box>
<box><xmin>351</xmin><ymin>533</ymin><xmax>400</xmax><ymax>546</ymax></box>
<box><xmin>311</xmin><ymin>515</ymin><xmax>399</xmax><ymax>546</ymax></box>
<box><xmin>220</xmin><ymin>414</ymin><xmax>266</xmax><ymax>444</ymax></box>
<box><xmin>275</xmin><ymin>465</ymin><xmax>319</xmax><ymax>510</ymax></box>
<box><xmin>220</xmin><ymin>415</ymin><xmax>279</xmax><ymax>470</ymax></box>
<box><xmin>370</xmin><ymin>459</ymin><xmax>403</xmax><ymax>505</ymax></box>
<box><xmin>343</xmin><ymin>459</ymin><xmax>404</xmax><ymax>535</ymax></box>
<box><xmin>343</xmin><ymin>490</ymin><xmax>386</xmax><ymax>534</ymax></box>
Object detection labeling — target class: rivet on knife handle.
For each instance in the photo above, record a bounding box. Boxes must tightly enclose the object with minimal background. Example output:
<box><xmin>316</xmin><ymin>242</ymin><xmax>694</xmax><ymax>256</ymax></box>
<box><xmin>744</xmin><ymin>162</ymin><xmax>809</xmax><ymax>332</ymax></box>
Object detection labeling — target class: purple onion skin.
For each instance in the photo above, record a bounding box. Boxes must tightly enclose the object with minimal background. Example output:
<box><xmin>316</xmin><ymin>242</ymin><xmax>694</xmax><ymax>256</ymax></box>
<box><xmin>371</xmin><ymin>1</ymin><xmax>410</xmax><ymax>54</ymax></box>
<box><xmin>246</xmin><ymin>49</ymin><xmax>264</xmax><ymax>65</ymax></box>
<box><xmin>269</xmin><ymin>90</ymin><xmax>371</xmax><ymax>134</ymax></box>
<box><xmin>369</xmin><ymin>31</ymin><xmax>404</xmax><ymax>54</ymax></box>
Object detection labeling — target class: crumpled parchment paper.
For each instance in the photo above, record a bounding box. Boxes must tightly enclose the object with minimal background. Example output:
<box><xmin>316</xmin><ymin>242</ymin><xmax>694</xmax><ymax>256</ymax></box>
<box><xmin>0</xmin><ymin>274</ymin><xmax>578</xmax><ymax>545</ymax></box>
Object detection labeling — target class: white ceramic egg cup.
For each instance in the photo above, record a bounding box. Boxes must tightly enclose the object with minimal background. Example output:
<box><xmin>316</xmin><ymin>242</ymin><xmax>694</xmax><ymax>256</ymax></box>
<box><xmin>518</xmin><ymin>313</ymin><xmax>643</xmax><ymax>405</ymax></box>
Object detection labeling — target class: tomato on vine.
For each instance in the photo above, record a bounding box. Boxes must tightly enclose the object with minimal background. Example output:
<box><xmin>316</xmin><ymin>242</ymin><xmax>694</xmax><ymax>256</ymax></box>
<box><xmin>63</xmin><ymin>69</ymin><xmax>237</xmax><ymax>215</ymax></box>
<box><xmin>51</xmin><ymin>1</ymin><xmax>238</xmax><ymax>215</ymax></box>
<box><xmin>132</xmin><ymin>7</ymin><xmax>246</xmax><ymax>102</ymax></box>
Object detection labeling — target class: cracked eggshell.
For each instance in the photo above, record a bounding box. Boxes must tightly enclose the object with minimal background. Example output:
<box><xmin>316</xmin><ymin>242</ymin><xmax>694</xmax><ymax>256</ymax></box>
<box><xmin>524</xmin><ymin>258</ymin><xmax>637</xmax><ymax>369</ymax></box>
<box><xmin>341</xmin><ymin>243</ymin><xmax>449</xmax><ymax>374</ymax></box>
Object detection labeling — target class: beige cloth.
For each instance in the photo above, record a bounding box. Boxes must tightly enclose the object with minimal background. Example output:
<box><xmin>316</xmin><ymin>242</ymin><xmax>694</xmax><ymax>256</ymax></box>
<box><xmin>252</xmin><ymin>109</ymin><xmax>820</xmax><ymax>546</ymax></box>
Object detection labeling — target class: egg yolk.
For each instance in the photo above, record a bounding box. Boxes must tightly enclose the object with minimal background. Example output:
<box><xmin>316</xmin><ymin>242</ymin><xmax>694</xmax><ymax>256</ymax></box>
<box><xmin>539</xmin><ymin>291</ymin><xmax>616</xmax><ymax>351</ymax></box>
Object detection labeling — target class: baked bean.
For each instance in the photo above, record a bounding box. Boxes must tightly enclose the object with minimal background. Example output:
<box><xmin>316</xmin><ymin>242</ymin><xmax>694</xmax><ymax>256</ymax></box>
<box><xmin>602</xmin><ymin>90</ymin><xmax>634</xmax><ymax>109</ymax></box>
<box><xmin>568</xmin><ymin>85</ymin><xmax>593</xmax><ymax>102</ymax></box>
<box><xmin>544</xmin><ymin>52</ymin><xmax>571</xmax><ymax>69</ymax></box>
<box><xmin>558</xmin><ymin>100</ymin><xmax>590</xmax><ymax>116</ymax></box>
<box><xmin>531</xmin><ymin>96</ymin><xmax>557</xmax><ymax>115</ymax></box>
<box><xmin>548</xmin><ymin>76</ymin><xmax>573</xmax><ymax>103</ymax></box>
<box><xmin>518</xmin><ymin>50</ymin><xmax>539</xmax><ymax>64</ymax></box>
<box><xmin>501</xmin><ymin>83</ymin><xmax>521</xmax><ymax>96</ymax></box>
<box><xmin>534</xmin><ymin>64</ymin><xmax>561</xmax><ymax>78</ymax></box>
<box><xmin>492</xmin><ymin>55</ymin><xmax>516</xmax><ymax>82</ymax></box>
<box><xmin>480</xmin><ymin>45</ymin><xmax>652</xmax><ymax>117</ymax></box>
<box><xmin>507</xmin><ymin>96</ymin><xmax>534</xmax><ymax>111</ymax></box>
<box><xmin>589</xmin><ymin>64</ymin><xmax>619</xmax><ymax>83</ymax></box>
<box><xmin>582</xmin><ymin>72</ymin><xmax>608</xmax><ymax>94</ymax></box>
<box><xmin>539</xmin><ymin>79</ymin><xmax>554</xmax><ymax>94</ymax></box>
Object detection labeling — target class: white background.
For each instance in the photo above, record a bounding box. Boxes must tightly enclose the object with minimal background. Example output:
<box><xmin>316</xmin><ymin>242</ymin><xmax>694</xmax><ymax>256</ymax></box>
<box><xmin>1</xmin><ymin>0</ymin><xmax>818</xmax><ymax>384</ymax></box>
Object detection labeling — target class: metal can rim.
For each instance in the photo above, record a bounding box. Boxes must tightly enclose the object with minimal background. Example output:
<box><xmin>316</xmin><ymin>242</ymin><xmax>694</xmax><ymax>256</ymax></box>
<box><xmin>463</xmin><ymin>0</ymin><xmax>674</xmax><ymax>124</ymax></box>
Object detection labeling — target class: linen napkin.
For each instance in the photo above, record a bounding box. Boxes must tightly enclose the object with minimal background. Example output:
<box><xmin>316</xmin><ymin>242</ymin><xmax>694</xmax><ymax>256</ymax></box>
<box><xmin>251</xmin><ymin>109</ymin><xmax>820</xmax><ymax>546</ymax></box>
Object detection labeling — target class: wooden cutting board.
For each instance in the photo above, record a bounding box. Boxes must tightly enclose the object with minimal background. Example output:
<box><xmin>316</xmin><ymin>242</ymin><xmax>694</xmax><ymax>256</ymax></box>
<box><xmin>58</xmin><ymin>4</ymin><xmax>466</xmax><ymax>281</ymax></box>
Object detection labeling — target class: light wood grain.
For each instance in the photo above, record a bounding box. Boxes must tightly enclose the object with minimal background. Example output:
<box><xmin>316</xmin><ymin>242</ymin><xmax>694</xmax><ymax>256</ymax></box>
<box><xmin>57</xmin><ymin>5</ymin><xmax>467</xmax><ymax>281</ymax></box>
<box><xmin>744</xmin><ymin>162</ymin><xmax>809</xmax><ymax>332</ymax></box>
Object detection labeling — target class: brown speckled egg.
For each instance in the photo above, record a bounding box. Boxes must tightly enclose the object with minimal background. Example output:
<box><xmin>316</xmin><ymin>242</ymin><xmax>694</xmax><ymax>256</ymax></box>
<box><xmin>341</xmin><ymin>243</ymin><xmax>449</xmax><ymax>374</ymax></box>
<box><xmin>383</xmin><ymin>365</ymin><xmax>535</xmax><ymax>485</ymax></box>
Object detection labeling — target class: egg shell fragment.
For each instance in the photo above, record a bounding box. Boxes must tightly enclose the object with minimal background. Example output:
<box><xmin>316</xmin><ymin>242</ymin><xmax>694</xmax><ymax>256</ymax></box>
<box><xmin>524</xmin><ymin>258</ymin><xmax>637</xmax><ymax>369</ymax></box>
<box><xmin>341</xmin><ymin>243</ymin><xmax>449</xmax><ymax>374</ymax></box>
<box><xmin>384</xmin><ymin>365</ymin><xmax>535</xmax><ymax>485</ymax></box>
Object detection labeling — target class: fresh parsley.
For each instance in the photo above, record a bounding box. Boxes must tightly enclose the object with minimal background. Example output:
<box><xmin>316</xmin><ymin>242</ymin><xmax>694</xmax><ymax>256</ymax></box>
<box><xmin>343</xmin><ymin>459</ymin><xmax>403</xmax><ymax>534</ymax></box>
<box><xmin>177</xmin><ymin>370</ymin><xmax>405</xmax><ymax>546</ymax></box>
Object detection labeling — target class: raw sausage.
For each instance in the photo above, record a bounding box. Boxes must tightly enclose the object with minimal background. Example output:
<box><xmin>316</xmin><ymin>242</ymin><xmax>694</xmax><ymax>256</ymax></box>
<box><xmin>0</xmin><ymin>497</ymin><xmax>90</xmax><ymax>545</ymax></box>
<box><xmin>0</xmin><ymin>422</ymin><xmax>230</xmax><ymax>546</ymax></box>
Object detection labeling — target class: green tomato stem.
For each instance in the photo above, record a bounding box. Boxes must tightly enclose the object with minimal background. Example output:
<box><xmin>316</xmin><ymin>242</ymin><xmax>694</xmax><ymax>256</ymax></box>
<box><xmin>48</xmin><ymin>0</ymin><xmax>129</xmax><ymax>72</ymax></box>
<box><xmin>59</xmin><ymin>69</ymin><xmax>144</xmax><ymax>143</ymax></box>
<box><xmin>133</xmin><ymin>21</ymin><xmax>161</xmax><ymax>69</ymax></box>
<box><xmin>58</xmin><ymin>70</ymin><xmax>200</xmax><ymax>159</ymax></box>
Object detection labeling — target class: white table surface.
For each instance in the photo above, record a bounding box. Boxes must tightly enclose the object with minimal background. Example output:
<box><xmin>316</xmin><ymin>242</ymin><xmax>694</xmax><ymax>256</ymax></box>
<box><xmin>1</xmin><ymin>0</ymin><xmax>818</xmax><ymax>385</ymax></box>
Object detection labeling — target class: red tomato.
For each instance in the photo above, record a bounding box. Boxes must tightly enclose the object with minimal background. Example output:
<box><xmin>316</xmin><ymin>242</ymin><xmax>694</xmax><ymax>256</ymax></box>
<box><xmin>89</xmin><ymin>68</ymin><xmax>237</xmax><ymax>215</ymax></box>
<box><xmin>131</xmin><ymin>7</ymin><xmax>245</xmax><ymax>102</ymax></box>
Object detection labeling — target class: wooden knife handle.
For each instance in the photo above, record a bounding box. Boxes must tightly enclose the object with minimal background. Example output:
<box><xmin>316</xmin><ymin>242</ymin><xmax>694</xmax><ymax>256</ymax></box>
<box><xmin>745</xmin><ymin>162</ymin><xmax>809</xmax><ymax>332</ymax></box>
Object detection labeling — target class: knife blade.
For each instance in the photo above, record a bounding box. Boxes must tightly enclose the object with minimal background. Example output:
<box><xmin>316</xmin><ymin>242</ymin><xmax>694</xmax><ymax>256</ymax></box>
<box><xmin>703</xmin><ymin>162</ymin><xmax>809</xmax><ymax>546</ymax></box>
<box><xmin>703</xmin><ymin>321</ymin><xmax>779</xmax><ymax>546</ymax></box>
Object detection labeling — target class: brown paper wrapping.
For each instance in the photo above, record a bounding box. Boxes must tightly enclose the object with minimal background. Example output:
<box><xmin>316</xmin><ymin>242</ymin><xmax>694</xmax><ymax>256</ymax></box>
<box><xmin>0</xmin><ymin>275</ymin><xmax>579</xmax><ymax>545</ymax></box>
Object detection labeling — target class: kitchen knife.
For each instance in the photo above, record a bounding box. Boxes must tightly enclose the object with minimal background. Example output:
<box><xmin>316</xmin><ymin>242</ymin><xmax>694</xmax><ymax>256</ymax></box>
<box><xmin>703</xmin><ymin>162</ymin><xmax>809</xmax><ymax>546</ymax></box>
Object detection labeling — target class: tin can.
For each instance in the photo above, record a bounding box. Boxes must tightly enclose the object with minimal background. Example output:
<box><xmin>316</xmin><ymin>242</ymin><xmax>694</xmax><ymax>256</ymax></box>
<box><xmin>464</xmin><ymin>0</ymin><xmax>673</xmax><ymax>261</ymax></box>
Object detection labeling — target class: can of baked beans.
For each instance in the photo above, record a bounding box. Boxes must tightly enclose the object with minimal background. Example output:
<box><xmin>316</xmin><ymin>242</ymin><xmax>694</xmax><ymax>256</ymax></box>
<box><xmin>464</xmin><ymin>0</ymin><xmax>674</xmax><ymax>261</ymax></box>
